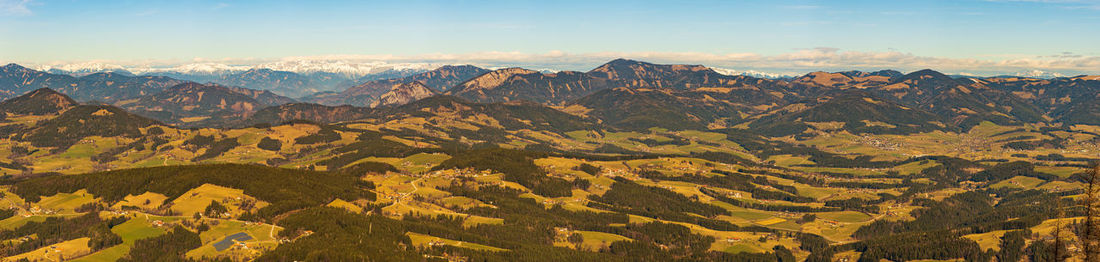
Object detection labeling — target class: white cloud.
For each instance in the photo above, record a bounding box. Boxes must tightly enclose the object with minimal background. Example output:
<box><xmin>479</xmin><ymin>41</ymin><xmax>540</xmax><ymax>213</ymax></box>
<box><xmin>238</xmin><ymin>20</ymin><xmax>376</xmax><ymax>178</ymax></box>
<box><xmin>986</xmin><ymin>0</ymin><xmax>1100</xmax><ymax>10</ymax></box>
<box><xmin>134</xmin><ymin>9</ymin><xmax>159</xmax><ymax>17</ymax></box>
<box><xmin>780</xmin><ymin>5</ymin><xmax>821</xmax><ymax>10</ymax></box>
<box><xmin>0</xmin><ymin>0</ymin><xmax>31</xmax><ymax>16</ymax></box>
<box><xmin>21</xmin><ymin>49</ymin><xmax>1100</xmax><ymax>77</ymax></box>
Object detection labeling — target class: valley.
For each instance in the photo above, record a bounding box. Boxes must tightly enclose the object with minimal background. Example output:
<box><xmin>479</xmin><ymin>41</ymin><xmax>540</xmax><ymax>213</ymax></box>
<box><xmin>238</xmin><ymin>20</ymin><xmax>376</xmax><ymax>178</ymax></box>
<box><xmin>0</xmin><ymin>59</ymin><xmax>1095</xmax><ymax>261</ymax></box>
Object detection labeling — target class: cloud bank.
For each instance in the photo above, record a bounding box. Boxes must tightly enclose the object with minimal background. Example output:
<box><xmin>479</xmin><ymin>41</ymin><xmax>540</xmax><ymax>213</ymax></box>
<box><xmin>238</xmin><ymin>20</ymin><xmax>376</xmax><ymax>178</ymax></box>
<box><xmin>23</xmin><ymin>48</ymin><xmax>1100</xmax><ymax>78</ymax></box>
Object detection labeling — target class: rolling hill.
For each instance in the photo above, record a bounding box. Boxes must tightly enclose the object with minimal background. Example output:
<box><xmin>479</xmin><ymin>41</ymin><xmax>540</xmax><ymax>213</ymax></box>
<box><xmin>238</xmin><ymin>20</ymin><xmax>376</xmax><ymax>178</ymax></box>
<box><xmin>244</xmin><ymin>103</ymin><xmax>374</xmax><ymax>126</ymax></box>
<box><xmin>383</xmin><ymin>95</ymin><xmax>593</xmax><ymax>133</ymax></box>
<box><xmin>120</xmin><ymin>83</ymin><xmax>280</xmax><ymax>126</ymax></box>
<box><xmin>0</xmin><ymin>60</ymin><xmax>1097</xmax><ymax>262</ymax></box>
<box><xmin>869</xmin><ymin>69</ymin><xmax>1042</xmax><ymax>129</ymax></box>
<box><xmin>0</xmin><ymin>88</ymin><xmax>78</xmax><ymax>115</ymax></box>
<box><xmin>791</xmin><ymin>70</ymin><xmax>902</xmax><ymax>89</ymax></box>
<box><xmin>568</xmin><ymin>87</ymin><xmax>753</xmax><ymax>131</ymax></box>
<box><xmin>746</xmin><ymin>90</ymin><xmax>947</xmax><ymax>136</ymax></box>
<box><xmin>17</xmin><ymin>104</ymin><xmax>161</xmax><ymax>148</ymax></box>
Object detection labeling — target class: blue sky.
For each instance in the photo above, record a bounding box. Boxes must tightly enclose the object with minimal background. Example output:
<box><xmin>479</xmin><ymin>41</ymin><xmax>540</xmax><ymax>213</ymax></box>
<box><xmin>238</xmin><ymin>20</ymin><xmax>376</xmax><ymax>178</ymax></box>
<box><xmin>1</xmin><ymin>0</ymin><xmax>1098</xmax><ymax>75</ymax></box>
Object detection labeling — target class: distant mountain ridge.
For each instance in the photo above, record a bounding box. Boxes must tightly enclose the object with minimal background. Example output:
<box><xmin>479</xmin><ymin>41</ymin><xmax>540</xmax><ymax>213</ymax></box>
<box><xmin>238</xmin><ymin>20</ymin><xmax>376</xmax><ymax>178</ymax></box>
<box><xmin>215</xmin><ymin>69</ymin><xmax>321</xmax><ymax>98</ymax></box>
<box><xmin>446</xmin><ymin>59</ymin><xmax>796</xmax><ymax>105</ymax></box>
<box><xmin>3</xmin><ymin>60</ymin><xmax>1100</xmax><ymax>136</ymax></box>
<box><xmin>792</xmin><ymin>70</ymin><xmax>902</xmax><ymax>88</ymax></box>
<box><xmin>1</xmin><ymin>63</ymin><xmax>186</xmax><ymax>102</ymax></box>
<box><xmin>746</xmin><ymin>90</ymin><xmax>946</xmax><ymax>136</ymax></box>
<box><xmin>568</xmin><ymin>86</ymin><xmax>783</xmax><ymax>131</ymax></box>
<box><xmin>39</xmin><ymin>61</ymin><xmax>446</xmax><ymax>98</ymax></box>
<box><xmin>306</xmin><ymin>65</ymin><xmax>489</xmax><ymax>107</ymax></box>
<box><xmin>120</xmin><ymin>82</ymin><xmax>294</xmax><ymax>126</ymax></box>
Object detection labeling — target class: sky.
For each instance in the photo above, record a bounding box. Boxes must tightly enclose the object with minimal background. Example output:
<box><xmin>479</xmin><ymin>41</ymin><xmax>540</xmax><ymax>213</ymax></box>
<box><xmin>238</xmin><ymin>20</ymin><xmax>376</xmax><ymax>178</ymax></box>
<box><xmin>1</xmin><ymin>0</ymin><xmax>1099</xmax><ymax>76</ymax></box>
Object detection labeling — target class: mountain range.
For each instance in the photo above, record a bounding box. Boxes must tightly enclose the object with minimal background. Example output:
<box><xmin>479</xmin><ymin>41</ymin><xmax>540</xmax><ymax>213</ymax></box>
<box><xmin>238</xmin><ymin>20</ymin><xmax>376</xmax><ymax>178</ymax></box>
<box><xmin>36</xmin><ymin>62</ymin><xmax>440</xmax><ymax>98</ymax></box>
<box><xmin>118</xmin><ymin>82</ymin><xmax>293</xmax><ymax>127</ymax></box>
<box><xmin>304</xmin><ymin>65</ymin><xmax>489</xmax><ymax>106</ymax></box>
<box><xmin>1</xmin><ymin>58</ymin><xmax>1099</xmax><ymax>262</ymax></box>
<box><xmin>2</xmin><ymin>59</ymin><xmax>1099</xmax><ymax>136</ymax></box>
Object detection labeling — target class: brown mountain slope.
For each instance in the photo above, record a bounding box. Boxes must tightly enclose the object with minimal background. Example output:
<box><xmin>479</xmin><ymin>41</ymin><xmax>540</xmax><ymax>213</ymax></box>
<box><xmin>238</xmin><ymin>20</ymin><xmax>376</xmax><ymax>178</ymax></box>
<box><xmin>446</xmin><ymin>59</ymin><xmax>790</xmax><ymax>105</ymax></box>
<box><xmin>308</xmin><ymin>65</ymin><xmax>488</xmax><ymax>106</ymax></box>
<box><xmin>0</xmin><ymin>88</ymin><xmax>78</xmax><ymax>115</ymax></box>
<box><xmin>369</xmin><ymin>82</ymin><xmax>437</xmax><ymax>108</ymax></box>
<box><xmin>121</xmin><ymin>83</ymin><xmax>270</xmax><ymax>125</ymax></box>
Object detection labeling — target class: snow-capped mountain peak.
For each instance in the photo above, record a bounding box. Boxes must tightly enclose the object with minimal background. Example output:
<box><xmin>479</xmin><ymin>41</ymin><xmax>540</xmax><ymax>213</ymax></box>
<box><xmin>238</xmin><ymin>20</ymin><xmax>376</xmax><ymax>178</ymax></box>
<box><xmin>711</xmin><ymin>67</ymin><xmax>795</xmax><ymax>79</ymax></box>
<box><xmin>144</xmin><ymin>63</ymin><xmax>252</xmax><ymax>75</ymax></box>
<box><xmin>1013</xmin><ymin>69</ymin><xmax>1065</xmax><ymax>79</ymax></box>
<box><xmin>35</xmin><ymin>60</ymin><xmax>444</xmax><ymax>79</ymax></box>
<box><xmin>35</xmin><ymin>62</ymin><xmax>130</xmax><ymax>76</ymax></box>
<box><xmin>254</xmin><ymin>60</ymin><xmax>440</xmax><ymax>78</ymax></box>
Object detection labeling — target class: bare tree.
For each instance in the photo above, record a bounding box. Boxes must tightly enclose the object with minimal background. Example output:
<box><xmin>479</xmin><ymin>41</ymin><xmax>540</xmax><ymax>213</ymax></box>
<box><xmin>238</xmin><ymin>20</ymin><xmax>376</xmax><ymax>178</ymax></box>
<box><xmin>1054</xmin><ymin>194</ymin><xmax>1065</xmax><ymax>261</ymax></box>
<box><xmin>1084</xmin><ymin>164</ymin><xmax>1100</xmax><ymax>262</ymax></box>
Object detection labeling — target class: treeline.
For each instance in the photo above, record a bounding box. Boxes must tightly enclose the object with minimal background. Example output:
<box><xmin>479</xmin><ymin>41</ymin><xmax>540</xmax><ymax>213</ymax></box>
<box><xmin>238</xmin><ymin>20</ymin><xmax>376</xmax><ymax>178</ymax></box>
<box><xmin>119</xmin><ymin>225</ymin><xmax>200</xmax><ymax>262</ymax></box>
<box><xmin>257</xmin><ymin>137</ymin><xmax>282</xmax><ymax>151</ymax></box>
<box><xmin>12</xmin><ymin>164</ymin><xmax>371</xmax><ymax>221</ymax></box>
<box><xmin>720</xmin><ymin>130</ymin><xmax>997</xmax><ymax>183</ymax></box>
<box><xmin>294</xmin><ymin>125</ymin><xmax>343</xmax><ymax>145</ymax></box>
<box><xmin>318</xmin><ymin>130</ymin><xmax>436</xmax><ymax>170</ymax></box>
<box><xmin>91</xmin><ymin>135</ymin><xmax>171</xmax><ymax>163</ymax></box>
<box><xmin>0</xmin><ymin>209</ymin><xmax>13</xmax><ymax>220</ymax></box>
<box><xmin>19</xmin><ymin>105</ymin><xmax>159</xmax><ymax>149</ymax></box>
<box><xmin>701</xmin><ymin>188</ymin><xmax>841</xmax><ymax>213</ymax></box>
<box><xmin>823</xmin><ymin>195</ymin><xmax>891</xmax><ymax>213</ymax></box>
<box><xmin>911</xmin><ymin>156</ymin><xmax>981</xmax><ymax>187</ymax></box>
<box><xmin>852</xmin><ymin>231</ymin><xmax>987</xmax><ymax>262</ymax></box>
<box><xmin>855</xmin><ymin>189</ymin><xmax>1065</xmax><ymax>238</ymax></box>
<box><xmin>0</xmin><ymin>212</ymin><xmax>125</xmax><ymax>257</ymax></box>
<box><xmin>601</xmin><ymin>222</ymin><xmax>788</xmax><ymax>261</ymax></box>
<box><xmin>825</xmin><ymin>181</ymin><xmax>900</xmax><ymax>189</ymax></box>
<box><xmin>181</xmin><ymin>134</ymin><xmax>244</xmax><ymax>161</ymax></box>
<box><xmin>720</xmin><ymin>130</ymin><xmax>900</xmax><ymax>168</ymax></box>
<box><xmin>967</xmin><ymin>161</ymin><xmax>1061</xmax><ymax>183</ymax></box>
<box><xmin>433</xmin><ymin>148</ymin><xmax>574</xmax><ymax>197</ymax></box>
<box><xmin>589</xmin><ymin>177</ymin><xmax>728</xmax><ymax>218</ymax></box>
<box><xmin>192</xmin><ymin>137</ymin><xmax>240</xmax><ymax>162</ymax></box>
<box><xmin>260</xmin><ymin>206</ymin><xmax>612</xmax><ymax>262</ymax></box>
<box><xmin>628</xmin><ymin>136</ymin><xmax>691</xmax><ymax>147</ymax></box>
<box><xmin>1004</xmin><ymin>139</ymin><xmax>1064</xmax><ymax>150</ymax></box>
<box><xmin>262</xmin><ymin>206</ymin><xmax>788</xmax><ymax>262</ymax></box>
<box><xmin>333</xmin><ymin>161</ymin><xmax>398</xmax><ymax>177</ymax></box>
<box><xmin>442</xmin><ymin>181</ymin><xmax>777</xmax><ymax>259</ymax></box>
<box><xmin>258</xmin><ymin>207</ymin><xmax>422</xmax><ymax>261</ymax></box>
<box><xmin>1035</xmin><ymin>153</ymin><xmax>1099</xmax><ymax>163</ymax></box>
<box><xmin>445</xmin><ymin>184</ymin><xmax>630</xmax><ymax>242</ymax></box>
<box><xmin>651</xmin><ymin>170</ymin><xmax>815</xmax><ymax>203</ymax></box>
<box><xmin>587</xmin><ymin>178</ymin><xmax>750</xmax><ymax>231</ymax></box>
<box><xmin>574</xmin><ymin>163</ymin><xmax>601</xmax><ymax>176</ymax></box>
<box><xmin>824</xmin><ymin>184</ymin><xmax>1067</xmax><ymax>261</ymax></box>
<box><xmin>671</xmin><ymin>168</ymin><xmax>897</xmax><ymax>213</ymax></box>
<box><xmin>690</xmin><ymin>151</ymin><xmax>755</xmax><ymax>166</ymax></box>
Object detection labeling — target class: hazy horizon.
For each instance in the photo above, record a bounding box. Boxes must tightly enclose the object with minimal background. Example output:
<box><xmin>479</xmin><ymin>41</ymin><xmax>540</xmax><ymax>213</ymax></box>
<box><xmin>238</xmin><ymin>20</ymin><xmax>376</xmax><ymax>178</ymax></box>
<box><xmin>2</xmin><ymin>0</ymin><xmax>1099</xmax><ymax>76</ymax></box>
